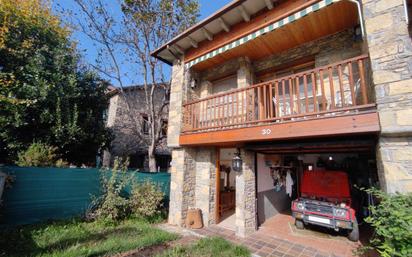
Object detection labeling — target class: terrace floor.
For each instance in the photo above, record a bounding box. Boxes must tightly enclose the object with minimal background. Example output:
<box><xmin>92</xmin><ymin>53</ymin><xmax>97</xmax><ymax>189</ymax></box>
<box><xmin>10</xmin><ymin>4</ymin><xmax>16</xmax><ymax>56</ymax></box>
<box><xmin>160</xmin><ymin>213</ymin><xmax>379</xmax><ymax>257</ymax></box>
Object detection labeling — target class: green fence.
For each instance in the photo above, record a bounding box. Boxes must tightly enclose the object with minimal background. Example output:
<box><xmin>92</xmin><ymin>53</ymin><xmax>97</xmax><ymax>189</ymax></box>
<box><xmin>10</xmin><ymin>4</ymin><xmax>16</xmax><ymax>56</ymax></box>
<box><xmin>0</xmin><ymin>166</ymin><xmax>170</xmax><ymax>226</ymax></box>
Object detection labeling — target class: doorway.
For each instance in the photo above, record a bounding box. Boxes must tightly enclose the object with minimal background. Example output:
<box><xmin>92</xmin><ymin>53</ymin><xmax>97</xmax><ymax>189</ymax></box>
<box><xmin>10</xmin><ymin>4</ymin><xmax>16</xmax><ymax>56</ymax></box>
<box><xmin>216</xmin><ymin>148</ymin><xmax>237</xmax><ymax>231</ymax></box>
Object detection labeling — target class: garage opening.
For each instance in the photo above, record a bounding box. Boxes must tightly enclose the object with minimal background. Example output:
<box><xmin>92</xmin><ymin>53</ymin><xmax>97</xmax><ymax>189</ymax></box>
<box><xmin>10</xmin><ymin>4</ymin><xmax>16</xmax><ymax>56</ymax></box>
<box><xmin>250</xmin><ymin>137</ymin><xmax>378</xmax><ymax>251</ymax></box>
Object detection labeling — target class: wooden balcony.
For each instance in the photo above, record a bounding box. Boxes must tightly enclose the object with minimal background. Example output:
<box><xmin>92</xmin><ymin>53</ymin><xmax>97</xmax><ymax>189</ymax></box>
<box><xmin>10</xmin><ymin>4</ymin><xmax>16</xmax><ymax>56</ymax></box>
<box><xmin>180</xmin><ymin>55</ymin><xmax>380</xmax><ymax>146</ymax></box>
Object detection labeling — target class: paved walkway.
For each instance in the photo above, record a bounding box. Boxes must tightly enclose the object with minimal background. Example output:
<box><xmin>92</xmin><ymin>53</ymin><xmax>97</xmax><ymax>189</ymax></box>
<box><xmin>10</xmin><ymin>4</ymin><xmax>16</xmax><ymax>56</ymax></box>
<box><xmin>195</xmin><ymin>225</ymin><xmax>348</xmax><ymax>257</ymax></box>
<box><xmin>158</xmin><ymin>223</ymin><xmax>356</xmax><ymax>257</ymax></box>
<box><xmin>258</xmin><ymin>213</ymin><xmax>362</xmax><ymax>256</ymax></box>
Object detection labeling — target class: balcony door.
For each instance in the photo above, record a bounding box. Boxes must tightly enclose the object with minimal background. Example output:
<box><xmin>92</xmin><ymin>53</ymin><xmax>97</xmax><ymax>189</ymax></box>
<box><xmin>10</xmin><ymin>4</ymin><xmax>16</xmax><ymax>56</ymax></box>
<box><xmin>257</xmin><ymin>61</ymin><xmax>316</xmax><ymax>119</ymax></box>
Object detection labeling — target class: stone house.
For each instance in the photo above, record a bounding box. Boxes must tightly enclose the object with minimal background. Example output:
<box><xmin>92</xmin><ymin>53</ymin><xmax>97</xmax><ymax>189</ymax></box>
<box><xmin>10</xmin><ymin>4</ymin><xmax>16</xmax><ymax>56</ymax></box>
<box><xmin>151</xmin><ymin>0</ymin><xmax>412</xmax><ymax>239</ymax></box>
<box><xmin>103</xmin><ymin>85</ymin><xmax>171</xmax><ymax>171</ymax></box>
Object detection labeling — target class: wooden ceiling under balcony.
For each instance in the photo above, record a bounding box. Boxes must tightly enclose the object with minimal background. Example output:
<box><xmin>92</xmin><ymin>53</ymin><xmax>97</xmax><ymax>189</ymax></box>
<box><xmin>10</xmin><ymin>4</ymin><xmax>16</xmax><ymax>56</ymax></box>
<box><xmin>188</xmin><ymin>1</ymin><xmax>359</xmax><ymax>71</ymax></box>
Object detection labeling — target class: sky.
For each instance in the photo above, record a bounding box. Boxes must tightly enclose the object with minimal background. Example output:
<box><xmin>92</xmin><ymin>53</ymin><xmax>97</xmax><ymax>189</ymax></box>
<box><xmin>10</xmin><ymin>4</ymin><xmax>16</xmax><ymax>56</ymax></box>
<box><xmin>53</xmin><ymin>0</ymin><xmax>233</xmax><ymax>86</ymax></box>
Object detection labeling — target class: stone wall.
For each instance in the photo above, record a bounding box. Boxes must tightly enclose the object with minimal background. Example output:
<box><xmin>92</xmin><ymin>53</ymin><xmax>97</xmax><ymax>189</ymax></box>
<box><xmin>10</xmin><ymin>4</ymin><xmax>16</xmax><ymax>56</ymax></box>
<box><xmin>253</xmin><ymin>28</ymin><xmax>364</xmax><ymax>73</ymax></box>
<box><xmin>168</xmin><ymin>60</ymin><xmax>186</xmax><ymax>148</ymax></box>
<box><xmin>362</xmin><ymin>0</ymin><xmax>412</xmax><ymax>193</ymax></box>
<box><xmin>102</xmin><ymin>85</ymin><xmax>170</xmax><ymax>168</ymax></box>
<box><xmin>195</xmin><ymin>148</ymin><xmax>217</xmax><ymax>226</ymax></box>
<box><xmin>235</xmin><ymin>149</ymin><xmax>256</xmax><ymax>237</ymax></box>
<box><xmin>102</xmin><ymin>94</ymin><xmax>119</xmax><ymax>166</ymax></box>
<box><xmin>168</xmin><ymin>148</ymin><xmax>197</xmax><ymax>226</ymax></box>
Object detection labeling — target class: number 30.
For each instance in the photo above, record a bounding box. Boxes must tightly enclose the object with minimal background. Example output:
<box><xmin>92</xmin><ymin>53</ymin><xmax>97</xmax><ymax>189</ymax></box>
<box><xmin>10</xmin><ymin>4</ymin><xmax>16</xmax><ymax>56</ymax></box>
<box><xmin>262</xmin><ymin>129</ymin><xmax>271</xmax><ymax>135</ymax></box>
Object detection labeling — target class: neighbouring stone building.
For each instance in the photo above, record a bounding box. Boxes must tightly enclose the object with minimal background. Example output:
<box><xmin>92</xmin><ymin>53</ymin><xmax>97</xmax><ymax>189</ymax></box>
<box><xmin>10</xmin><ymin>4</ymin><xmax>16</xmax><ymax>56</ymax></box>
<box><xmin>103</xmin><ymin>85</ymin><xmax>171</xmax><ymax>171</ymax></box>
<box><xmin>151</xmin><ymin>0</ymin><xmax>412</xmax><ymax>240</ymax></box>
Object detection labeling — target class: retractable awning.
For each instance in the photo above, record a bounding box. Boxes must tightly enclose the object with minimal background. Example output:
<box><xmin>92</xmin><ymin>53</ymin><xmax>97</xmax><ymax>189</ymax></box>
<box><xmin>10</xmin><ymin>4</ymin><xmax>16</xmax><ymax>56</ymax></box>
<box><xmin>151</xmin><ymin>0</ymin><xmax>365</xmax><ymax>71</ymax></box>
<box><xmin>185</xmin><ymin>0</ymin><xmax>364</xmax><ymax>69</ymax></box>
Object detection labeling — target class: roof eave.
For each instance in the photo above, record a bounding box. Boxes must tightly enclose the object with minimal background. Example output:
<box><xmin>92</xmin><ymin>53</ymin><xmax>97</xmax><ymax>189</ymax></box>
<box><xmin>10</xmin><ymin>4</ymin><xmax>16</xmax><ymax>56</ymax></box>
<box><xmin>150</xmin><ymin>0</ymin><xmax>248</xmax><ymax>63</ymax></box>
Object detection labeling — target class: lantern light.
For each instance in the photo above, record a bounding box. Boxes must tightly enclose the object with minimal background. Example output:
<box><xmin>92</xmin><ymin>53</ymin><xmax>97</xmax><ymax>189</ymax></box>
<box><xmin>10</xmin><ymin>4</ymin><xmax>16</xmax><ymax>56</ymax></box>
<box><xmin>232</xmin><ymin>148</ymin><xmax>242</xmax><ymax>172</ymax></box>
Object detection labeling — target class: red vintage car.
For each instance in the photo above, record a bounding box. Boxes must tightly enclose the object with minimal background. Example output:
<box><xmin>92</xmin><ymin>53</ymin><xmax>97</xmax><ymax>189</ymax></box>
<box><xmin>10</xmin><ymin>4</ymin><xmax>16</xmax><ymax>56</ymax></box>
<box><xmin>291</xmin><ymin>170</ymin><xmax>359</xmax><ymax>241</ymax></box>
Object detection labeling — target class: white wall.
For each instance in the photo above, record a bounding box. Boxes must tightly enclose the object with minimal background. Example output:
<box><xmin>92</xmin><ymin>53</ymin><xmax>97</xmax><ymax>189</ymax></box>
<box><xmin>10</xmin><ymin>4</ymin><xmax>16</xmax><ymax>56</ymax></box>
<box><xmin>220</xmin><ymin>148</ymin><xmax>236</xmax><ymax>189</ymax></box>
<box><xmin>257</xmin><ymin>154</ymin><xmax>274</xmax><ymax>193</ymax></box>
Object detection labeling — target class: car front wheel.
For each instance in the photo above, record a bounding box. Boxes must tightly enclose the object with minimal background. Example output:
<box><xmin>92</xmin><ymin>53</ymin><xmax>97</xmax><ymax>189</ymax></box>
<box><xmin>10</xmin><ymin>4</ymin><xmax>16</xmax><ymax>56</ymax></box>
<box><xmin>348</xmin><ymin>218</ymin><xmax>359</xmax><ymax>242</ymax></box>
<box><xmin>295</xmin><ymin>219</ymin><xmax>305</xmax><ymax>230</ymax></box>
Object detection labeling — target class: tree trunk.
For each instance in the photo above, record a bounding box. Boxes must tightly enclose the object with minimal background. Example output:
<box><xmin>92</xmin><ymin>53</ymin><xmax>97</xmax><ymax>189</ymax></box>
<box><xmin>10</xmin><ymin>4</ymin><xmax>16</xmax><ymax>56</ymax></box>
<box><xmin>148</xmin><ymin>144</ymin><xmax>157</xmax><ymax>172</ymax></box>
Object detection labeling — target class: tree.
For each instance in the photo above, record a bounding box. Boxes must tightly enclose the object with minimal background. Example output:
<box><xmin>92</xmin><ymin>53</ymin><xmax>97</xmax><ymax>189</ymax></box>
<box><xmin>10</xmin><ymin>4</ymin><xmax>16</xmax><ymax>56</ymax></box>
<box><xmin>0</xmin><ymin>0</ymin><xmax>111</xmax><ymax>165</ymax></box>
<box><xmin>70</xmin><ymin>0</ymin><xmax>199</xmax><ymax>171</ymax></box>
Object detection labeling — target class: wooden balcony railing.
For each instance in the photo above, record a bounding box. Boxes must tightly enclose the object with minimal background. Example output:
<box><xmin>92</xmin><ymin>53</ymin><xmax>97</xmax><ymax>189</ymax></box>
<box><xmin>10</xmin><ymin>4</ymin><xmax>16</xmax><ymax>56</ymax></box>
<box><xmin>182</xmin><ymin>55</ymin><xmax>375</xmax><ymax>133</ymax></box>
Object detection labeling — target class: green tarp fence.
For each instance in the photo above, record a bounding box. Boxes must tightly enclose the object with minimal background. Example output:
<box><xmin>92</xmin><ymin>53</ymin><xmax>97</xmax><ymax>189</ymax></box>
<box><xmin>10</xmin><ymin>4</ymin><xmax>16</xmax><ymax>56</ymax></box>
<box><xmin>0</xmin><ymin>166</ymin><xmax>170</xmax><ymax>226</ymax></box>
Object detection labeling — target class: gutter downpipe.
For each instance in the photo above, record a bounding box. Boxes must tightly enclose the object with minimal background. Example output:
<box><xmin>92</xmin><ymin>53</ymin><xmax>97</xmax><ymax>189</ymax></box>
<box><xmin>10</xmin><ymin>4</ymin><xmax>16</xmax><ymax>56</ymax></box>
<box><xmin>404</xmin><ymin>0</ymin><xmax>409</xmax><ymax>24</ymax></box>
<box><xmin>347</xmin><ymin>0</ymin><xmax>365</xmax><ymax>38</ymax></box>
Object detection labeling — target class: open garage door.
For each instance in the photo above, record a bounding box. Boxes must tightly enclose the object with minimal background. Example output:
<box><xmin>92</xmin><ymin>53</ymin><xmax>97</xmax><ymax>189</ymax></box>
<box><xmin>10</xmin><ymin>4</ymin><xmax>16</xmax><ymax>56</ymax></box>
<box><xmin>248</xmin><ymin>136</ymin><xmax>378</xmax><ymax>253</ymax></box>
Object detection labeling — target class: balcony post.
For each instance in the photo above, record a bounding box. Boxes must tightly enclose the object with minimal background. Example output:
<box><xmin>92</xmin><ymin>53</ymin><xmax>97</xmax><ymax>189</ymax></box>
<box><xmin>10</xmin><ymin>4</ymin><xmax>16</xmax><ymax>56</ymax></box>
<box><xmin>235</xmin><ymin>149</ymin><xmax>257</xmax><ymax>237</ymax></box>
<box><xmin>168</xmin><ymin>58</ymin><xmax>186</xmax><ymax>147</ymax></box>
<box><xmin>237</xmin><ymin>57</ymin><xmax>254</xmax><ymax>121</ymax></box>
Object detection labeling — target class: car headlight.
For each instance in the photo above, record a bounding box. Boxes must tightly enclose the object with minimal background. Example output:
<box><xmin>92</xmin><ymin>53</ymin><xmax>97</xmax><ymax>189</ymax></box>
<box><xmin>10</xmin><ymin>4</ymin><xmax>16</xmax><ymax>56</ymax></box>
<box><xmin>334</xmin><ymin>208</ymin><xmax>348</xmax><ymax>217</ymax></box>
<box><xmin>296</xmin><ymin>202</ymin><xmax>305</xmax><ymax>210</ymax></box>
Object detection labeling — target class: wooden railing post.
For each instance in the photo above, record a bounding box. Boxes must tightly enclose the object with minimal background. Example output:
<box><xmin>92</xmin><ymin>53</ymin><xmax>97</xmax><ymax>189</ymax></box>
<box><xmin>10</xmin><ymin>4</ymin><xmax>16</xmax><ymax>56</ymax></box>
<box><xmin>358</xmin><ymin>59</ymin><xmax>368</xmax><ymax>105</ymax></box>
<box><xmin>348</xmin><ymin>61</ymin><xmax>356</xmax><ymax>106</ymax></box>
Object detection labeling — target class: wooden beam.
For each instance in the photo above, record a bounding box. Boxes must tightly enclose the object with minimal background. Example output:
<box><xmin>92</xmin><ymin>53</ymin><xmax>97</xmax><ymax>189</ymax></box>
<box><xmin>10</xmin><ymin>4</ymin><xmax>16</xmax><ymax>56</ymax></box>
<box><xmin>166</xmin><ymin>45</ymin><xmax>180</xmax><ymax>59</ymax></box>
<box><xmin>238</xmin><ymin>5</ymin><xmax>250</xmax><ymax>22</ymax></box>
<box><xmin>184</xmin><ymin>0</ymin><xmax>331</xmax><ymax>63</ymax></box>
<box><xmin>218</xmin><ymin>17</ymin><xmax>230</xmax><ymax>32</ymax></box>
<box><xmin>173</xmin><ymin>44</ymin><xmax>185</xmax><ymax>55</ymax></box>
<box><xmin>202</xmin><ymin>28</ymin><xmax>213</xmax><ymax>41</ymax></box>
<box><xmin>179</xmin><ymin>112</ymin><xmax>380</xmax><ymax>146</ymax></box>
<box><xmin>188</xmin><ymin>36</ymin><xmax>198</xmax><ymax>48</ymax></box>
<box><xmin>265</xmin><ymin>0</ymin><xmax>274</xmax><ymax>10</ymax></box>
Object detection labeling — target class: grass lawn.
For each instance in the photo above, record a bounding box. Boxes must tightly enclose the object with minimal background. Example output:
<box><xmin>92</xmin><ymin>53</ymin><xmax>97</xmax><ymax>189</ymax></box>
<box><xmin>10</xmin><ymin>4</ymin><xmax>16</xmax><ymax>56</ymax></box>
<box><xmin>0</xmin><ymin>217</ymin><xmax>178</xmax><ymax>257</ymax></box>
<box><xmin>156</xmin><ymin>237</ymin><xmax>250</xmax><ymax>257</ymax></box>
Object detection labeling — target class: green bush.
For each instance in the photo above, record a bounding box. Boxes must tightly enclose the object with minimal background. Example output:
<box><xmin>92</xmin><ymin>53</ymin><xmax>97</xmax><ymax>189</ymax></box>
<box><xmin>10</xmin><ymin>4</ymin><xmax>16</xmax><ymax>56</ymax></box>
<box><xmin>87</xmin><ymin>157</ymin><xmax>131</xmax><ymax>221</ymax></box>
<box><xmin>16</xmin><ymin>143</ymin><xmax>58</xmax><ymax>167</ymax></box>
<box><xmin>361</xmin><ymin>188</ymin><xmax>412</xmax><ymax>257</ymax></box>
<box><xmin>87</xmin><ymin>157</ymin><xmax>166</xmax><ymax>221</ymax></box>
<box><xmin>130</xmin><ymin>180</ymin><xmax>164</xmax><ymax>218</ymax></box>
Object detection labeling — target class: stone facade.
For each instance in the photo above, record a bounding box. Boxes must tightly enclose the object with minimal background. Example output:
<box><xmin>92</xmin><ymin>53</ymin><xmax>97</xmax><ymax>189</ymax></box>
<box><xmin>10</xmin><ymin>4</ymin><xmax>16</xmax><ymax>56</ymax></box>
<box><xmin>362</xmin><ymin>0</ymin><xmax>412</xmax><ymax>193</ymax></box>
<box><xmin>253</xmin><ymin>29</ymin><xmax>364</xmax><ymax>73</ymax></box>
<box><xmin>195</xmin><ymin>148</ymin><xmax>217</xmax><ymax>226</ymax></box>
<box><xmin>167</xmin><ymin>60</ymin><xmax>186</xmax><ymax>148</ymax></box>
<box><xmin>168</xmin><ymin>148</ymin><xmax>196</xmax><ymax>226</ymax></box>
<box><xmin>165</xmin><ymin>0</ymin><xmax>412</xmax><ymax>239</ymax></box>
<box><xmin>103</xmin><ymin>85</ymin><xmax>170</xmax><ymax>169</ymax></box>
<box><xmin>235</xmin><ymin>150</ymin><xmax>256</xmax><ymax>237</ymax></box>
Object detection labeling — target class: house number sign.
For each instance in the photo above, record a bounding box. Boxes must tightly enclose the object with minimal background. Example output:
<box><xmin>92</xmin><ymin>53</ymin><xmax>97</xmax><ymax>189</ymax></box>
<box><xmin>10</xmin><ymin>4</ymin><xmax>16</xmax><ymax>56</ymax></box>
<box><xmin>262</xmin><ymin>128</ymin><xmax>272</xmax><ymax>135</ymax></box>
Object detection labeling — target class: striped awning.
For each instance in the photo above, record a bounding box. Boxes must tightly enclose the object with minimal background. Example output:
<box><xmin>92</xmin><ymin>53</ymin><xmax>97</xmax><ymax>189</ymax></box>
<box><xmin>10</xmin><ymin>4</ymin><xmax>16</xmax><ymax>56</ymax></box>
<box><xmin>185</xmin><ymin>0</ymin><xmax>339</xmax><ymax>69</ymax></box>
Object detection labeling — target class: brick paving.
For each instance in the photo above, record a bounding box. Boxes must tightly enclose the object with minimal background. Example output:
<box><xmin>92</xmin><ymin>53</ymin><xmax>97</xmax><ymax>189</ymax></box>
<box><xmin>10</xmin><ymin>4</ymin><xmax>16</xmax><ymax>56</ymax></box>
<box><xmin>195</xmin><ymin>225</ymin><xmax>346</xmax><ymax>257</ymax></box>
<box><xmin>156</xmin><ymin>218</ymin><xmax>371</xmax><ymax>257</ymax></box>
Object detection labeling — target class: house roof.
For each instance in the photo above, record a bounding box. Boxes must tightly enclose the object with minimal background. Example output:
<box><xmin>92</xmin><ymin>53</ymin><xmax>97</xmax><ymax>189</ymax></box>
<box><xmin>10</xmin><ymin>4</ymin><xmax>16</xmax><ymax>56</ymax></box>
<box><xmin>151</xmin><ymin>0</ymin><xmax>273</xmax><ymax>65</ymax></box>
<box><xmin>105</xmin><ymin>84</ymin><xmax>167</xmax><ymax>97</ymax></box>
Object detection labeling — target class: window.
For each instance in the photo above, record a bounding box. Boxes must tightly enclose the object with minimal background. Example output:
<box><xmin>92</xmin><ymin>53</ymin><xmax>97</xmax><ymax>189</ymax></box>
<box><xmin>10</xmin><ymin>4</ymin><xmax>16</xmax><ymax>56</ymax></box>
<box><xmin>256</xmin><ymin>58</ymin><xmax>315</xmax><ymax>83</ymax></box>
<box><xmin>156</xmin><ymin>155</ymin><xmax>172</xmax><ymax>171</ymax></box>
<box><xmin>161</xmin><ymin>120</ymin><xmax>168</xmax><ymax>136</ymax></box>
<box><xmin>142</xmin><ymin>115</ymin><xmax>149</xmax><ymax>135</ymax></box>
<box><xmin>129</xmin><ymin>154</ymin><xmax>145</xmax><ymax>170</ymax></box>
<box><xmin>211</xmin><ymin>74</ymin><xmax>237</xmax><ymax>94</ymax></box>
<box><xmin>257</xmin><ymin>60</ymin><xmax>315</xmax><ymax>96</ymax></box>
